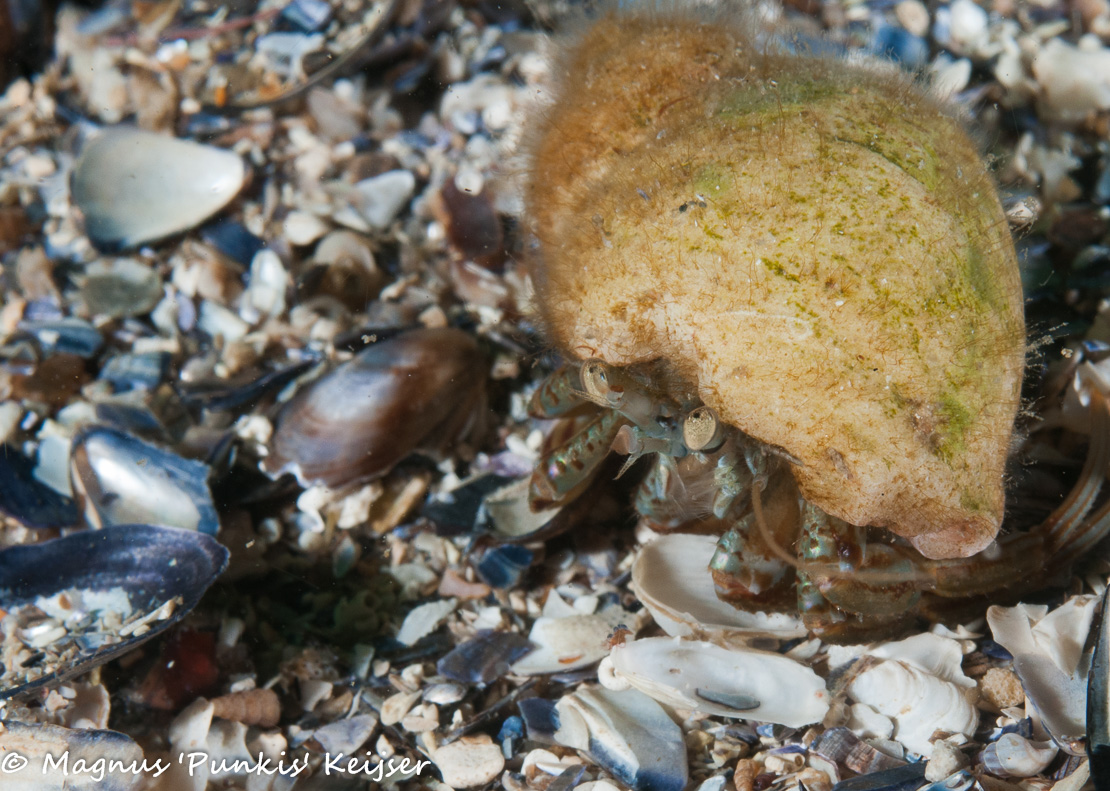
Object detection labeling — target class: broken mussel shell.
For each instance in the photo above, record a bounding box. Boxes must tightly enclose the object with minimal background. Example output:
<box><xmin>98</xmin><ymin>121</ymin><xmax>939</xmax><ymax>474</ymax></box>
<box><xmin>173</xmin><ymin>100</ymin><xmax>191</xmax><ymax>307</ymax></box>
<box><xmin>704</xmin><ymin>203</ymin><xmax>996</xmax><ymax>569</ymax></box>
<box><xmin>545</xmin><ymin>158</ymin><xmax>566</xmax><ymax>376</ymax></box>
<box><xmin>0</xmin><ymin>720</ymin><xmax>144</xmax><ymax>791</ymax></box>
<box><xmin>990</xmin><ymin>597</ymin><xmax>1096</xmax><ymax>751</ymax></box>
<box><xmin>0</xmin><ymin>444</ymin><xmax>79</xmax><ymax>529</ymax></box>
<box><xmin>1087</xmin><ymin>587</ymin><xmax>1110</xmax><ymax>789</ymax></box>
<box><xmin>423</xmin><ymin>474</ymin><xmax>566</xmax><ymax>542</ymax></box>
<box><xmin>554</xmin><ymin>685</ymin><xmax>689</xmax><ymax>791</ymax></box>
<box><xmin>264</xmin><ymin>327</ymin><xmax>486</xmax><ymax>488</ymax></box>
<box><xmin>0</xmin><ymin>525</ymin><xmax>228</xmax><ymax>698</ymax></box>
<box><xmin>70</xmin><ymin>426</ymin><xmax>220</xmax><ymax>535</ymax></box>
<box><xmin>71</xmin><ymin>127</ymin><xmax>246</xmax><ymax>251</ymax></box>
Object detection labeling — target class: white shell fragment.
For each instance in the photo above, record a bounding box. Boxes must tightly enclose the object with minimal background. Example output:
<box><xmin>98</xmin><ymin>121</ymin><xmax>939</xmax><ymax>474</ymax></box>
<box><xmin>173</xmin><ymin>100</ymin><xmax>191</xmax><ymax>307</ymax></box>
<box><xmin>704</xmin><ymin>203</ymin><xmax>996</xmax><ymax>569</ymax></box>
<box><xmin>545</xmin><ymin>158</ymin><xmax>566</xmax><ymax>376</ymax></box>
<box><xmin>431</xmin><ymin>734</ymin><xmax>505</xmax><ymax>789</ymax></box>
<box><xmin>72</xmin><ymin>127</ymin><xmax>246</xmax><ymax>250</ymax></box>
<box><xmin>511</xmin><ymin>594</ymin><xmax>635</xmax><ymax>675</ymax></box>
<box><xmin>311</xmin><ymin>713</ymin><xmax>379</xmax><ymax>755</ymax></box>
<box><xmin>987</xmin><ymin>596</ymin><xmax>1098</xmax><ymax>747</ymax></box>
<box><xmin>1030</xmin><ymin>40</ymin><xmax>1110</xmax><ymax>123</ymax></box>
<box><xmin>483</xmin><ymin>477</ymin><xmax>562</xmax><ymax>539</ymax></box>
<box><xmin>554</xmin><ymin>686</ymin><xmax>688</xmax><ymax>791</ymax></box>
<box><xmin>846</xmin><ymin>634</ymin><xmax>979</xmax><ymax>757</ymax></box>
<box><xmin>632</xmin><ymin>534</ymin><xmax>805</xmax><ymax>641</ymax></box>
<box><xmin>604</xmin><ymin>637</ymin><xmax>829</xmax><ymax>727</ymax></box>
<box><xmin>396</xmin><ymin>598</ymin><xmax>458</xmax><ymax>647</ymax></box>
<box><xmin>240</xmin><ymin>249</ymin><xmax>289</xmax><ymax>324</ymax></box>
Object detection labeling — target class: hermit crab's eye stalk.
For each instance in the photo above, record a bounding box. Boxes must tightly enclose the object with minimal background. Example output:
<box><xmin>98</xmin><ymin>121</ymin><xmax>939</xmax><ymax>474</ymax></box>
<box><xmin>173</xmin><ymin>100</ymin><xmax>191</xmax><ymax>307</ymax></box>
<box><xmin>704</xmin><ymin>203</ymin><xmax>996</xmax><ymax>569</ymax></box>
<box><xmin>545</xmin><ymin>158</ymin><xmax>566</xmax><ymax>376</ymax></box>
<box><xmin>683</xmin><ymin>406</ymin><xmax>724</xmax><ymax>453</ymax></box>
<box><xmin>580</xmin><ymin>359</ymin><xmax>615</xmax><ymax>404</ymax></box>
<box><xmin>580</xmin><ymin>360</ymin><xmax>668</xmax><ymax>428</ymax></box>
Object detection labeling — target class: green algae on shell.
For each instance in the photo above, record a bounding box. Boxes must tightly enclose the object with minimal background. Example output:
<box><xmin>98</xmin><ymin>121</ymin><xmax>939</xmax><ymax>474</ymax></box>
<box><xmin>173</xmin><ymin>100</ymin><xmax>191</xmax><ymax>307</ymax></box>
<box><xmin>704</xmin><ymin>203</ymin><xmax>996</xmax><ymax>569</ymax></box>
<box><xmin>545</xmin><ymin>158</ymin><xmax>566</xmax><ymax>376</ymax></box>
<box><xmin>526</xmin><ymin>10</ymin><xmax>1025</xmax><ymax>560</ymax></box>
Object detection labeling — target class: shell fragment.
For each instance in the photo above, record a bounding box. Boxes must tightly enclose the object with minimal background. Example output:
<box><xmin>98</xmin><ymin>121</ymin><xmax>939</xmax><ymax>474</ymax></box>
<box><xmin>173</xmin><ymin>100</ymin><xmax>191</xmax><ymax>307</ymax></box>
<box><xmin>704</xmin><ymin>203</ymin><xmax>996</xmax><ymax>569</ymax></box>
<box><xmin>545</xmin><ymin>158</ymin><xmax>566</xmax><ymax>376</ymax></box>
<box><xmin>605</xmin><ymin>636</ymin><xmax>829</xmax><ymax>728</ymax></box>
<box><xmin>72</xmin><ymin>127</ymin><xmax>246</xmax><ymax>250</ymax></box>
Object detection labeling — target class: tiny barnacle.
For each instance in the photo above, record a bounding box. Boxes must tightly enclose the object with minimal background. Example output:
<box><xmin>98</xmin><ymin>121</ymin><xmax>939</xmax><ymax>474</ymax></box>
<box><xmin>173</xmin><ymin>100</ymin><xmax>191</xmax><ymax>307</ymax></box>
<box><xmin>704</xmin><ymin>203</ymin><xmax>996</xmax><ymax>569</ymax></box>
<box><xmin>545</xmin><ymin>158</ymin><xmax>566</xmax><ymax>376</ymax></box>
<box><xmin>521</xmin><ymin>4</ymin><xmax>1110</xmax><ymax>641</ymax></box>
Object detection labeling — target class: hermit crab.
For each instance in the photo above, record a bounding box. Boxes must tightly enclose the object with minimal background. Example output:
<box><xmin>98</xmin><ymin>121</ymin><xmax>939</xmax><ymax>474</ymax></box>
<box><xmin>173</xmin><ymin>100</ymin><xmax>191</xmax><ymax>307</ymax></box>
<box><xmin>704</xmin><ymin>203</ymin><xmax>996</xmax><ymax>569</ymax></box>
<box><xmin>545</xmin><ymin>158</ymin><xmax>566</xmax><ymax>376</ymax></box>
<box><xmin>523</xmin><ymin>8</ymin><xmax>1110</xmax><ymax>641</ymax></box>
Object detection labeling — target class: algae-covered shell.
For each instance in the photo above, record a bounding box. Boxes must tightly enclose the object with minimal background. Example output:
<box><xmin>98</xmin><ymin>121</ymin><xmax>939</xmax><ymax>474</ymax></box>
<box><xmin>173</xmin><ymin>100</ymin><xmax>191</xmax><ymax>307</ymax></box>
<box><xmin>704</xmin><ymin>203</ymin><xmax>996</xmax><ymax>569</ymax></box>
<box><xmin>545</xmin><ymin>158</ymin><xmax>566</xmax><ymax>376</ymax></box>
<box><xmin>527</xmin><ymin>11</ymin><xmax>1025</xmax><ymax>559</ymax></box>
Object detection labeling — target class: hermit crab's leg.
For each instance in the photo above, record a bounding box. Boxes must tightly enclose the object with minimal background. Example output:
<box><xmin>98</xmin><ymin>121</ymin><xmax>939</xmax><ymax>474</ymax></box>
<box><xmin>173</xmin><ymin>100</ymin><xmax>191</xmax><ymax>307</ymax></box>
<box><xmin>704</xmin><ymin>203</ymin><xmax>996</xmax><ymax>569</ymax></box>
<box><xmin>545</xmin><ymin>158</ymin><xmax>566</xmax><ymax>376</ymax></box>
<box><xmin>918</xmin><ymin>532</ymin><xmax>1045</xmax><ymax>601</ymax></box>
<box><xmin>1044</xmin><ymin>384</ymin><xmax>1110</xmax><ymax>564</ymax></box>
<box><xmin>712</xmin><ymin>449</ymin><xmax>755</xmax><ymax>520</ymax></box>
<box><xmin>529</xmin><ymin>409</ymin><xmax>626</xmax><ymax>510</ymax></box>
<box><xmin>530</xmin><ymin>364</ymin><xmax>589</xmax><ymax>419</ymax></box>
<box><xmin>709</xmin><ymin>472</ymin><xmax>800</xmax><ymax>612</ymax></box>
<box><xmin>796</xmin><ymin>502</ymin><xmax>920</xmax><ymax>640</ymax></box>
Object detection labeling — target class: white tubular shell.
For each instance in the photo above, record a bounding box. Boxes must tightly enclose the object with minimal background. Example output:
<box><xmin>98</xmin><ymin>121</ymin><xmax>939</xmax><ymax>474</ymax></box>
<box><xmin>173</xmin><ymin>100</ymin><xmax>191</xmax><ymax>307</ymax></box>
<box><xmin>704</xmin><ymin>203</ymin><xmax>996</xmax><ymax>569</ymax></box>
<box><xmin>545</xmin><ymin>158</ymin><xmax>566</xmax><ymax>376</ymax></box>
<box><xmin>980</xmin><ymin>734</ymin><xmax>1058</xmax><ymax>777</ymax></box>
<box><xmin>847</xmin><ymin>659</ymin><xmax>978</xmax><ymax>757</ymax></box>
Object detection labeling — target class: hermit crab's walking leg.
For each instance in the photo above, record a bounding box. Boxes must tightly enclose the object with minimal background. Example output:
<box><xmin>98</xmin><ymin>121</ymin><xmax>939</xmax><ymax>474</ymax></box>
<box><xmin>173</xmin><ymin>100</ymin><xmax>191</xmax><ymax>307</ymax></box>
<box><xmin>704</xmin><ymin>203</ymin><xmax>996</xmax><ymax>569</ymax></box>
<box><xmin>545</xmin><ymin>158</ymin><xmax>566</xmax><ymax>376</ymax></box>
<box><xmin>529</xmin><ymin>410</ymin><xmax>626</xmax><ymax>510</ymax></box>
<box><xmin>795</xmin><ymin>503</ymin><xmax>921</xmax><ymax>640</ymax></box>
<box><xmin>1042</xmin><ymin>383</ymin><xmax>1110</xmax><ymax>566</ymax></box>
<box><xmin>709</xmin><ymin>468</ymin><xmax>801</xmax><ymax>612</ymax></box>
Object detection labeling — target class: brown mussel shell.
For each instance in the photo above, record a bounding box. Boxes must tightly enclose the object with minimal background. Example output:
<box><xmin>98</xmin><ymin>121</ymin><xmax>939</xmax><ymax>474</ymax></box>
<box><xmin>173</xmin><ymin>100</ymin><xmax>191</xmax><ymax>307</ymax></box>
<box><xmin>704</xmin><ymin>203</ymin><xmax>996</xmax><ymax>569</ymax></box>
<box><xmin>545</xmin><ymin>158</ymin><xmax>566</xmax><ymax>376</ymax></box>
<box><xmin>264</xmin><ymin>327</ymin><xmax>486</xmax><ymax>488</ymax></box>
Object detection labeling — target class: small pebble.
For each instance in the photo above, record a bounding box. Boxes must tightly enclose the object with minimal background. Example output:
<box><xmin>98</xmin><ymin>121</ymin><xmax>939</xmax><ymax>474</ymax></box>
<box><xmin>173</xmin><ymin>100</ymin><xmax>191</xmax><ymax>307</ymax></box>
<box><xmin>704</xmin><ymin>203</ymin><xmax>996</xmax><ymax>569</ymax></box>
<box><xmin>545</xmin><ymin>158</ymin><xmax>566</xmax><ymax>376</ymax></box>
<box><xmin>926</xmin><ymin>740</ymin><xmax>969</xmax><ymax>782</ymax></box>
<box><xmin>312</xmin><ymin>713</ymin><xmax>378</xmax><ymax>754</ymax></box>
<box><xmin>895</xmin><ymin>0</ymin><xmax>931</xmax><ymax>37</ymax></box>
<box><xmin>351</xmin><ymin>170</ymin><xmax>416</xmax><ymax>231</ymax></box>
<box><xmin>936</xmin><ymin>0</ymin><xmax>988</xmax><ymax>54</ymax></box>
<box><xmin>402</xmin><ymin>702</ymin><xmax>440</xmax><ymax>733</ymax></box>
<box><xmin>283</xmin><ymin>211</ymin><xmax>330</xmax><ymax>246</ymax></box>
<box><xmin>979</xmin><ymin>668</ymin><xmax>1025</xmax><ymax>709</ymax></box>
<box><xmin>299</xmin><ymin>678</ymin><xmax>333</xmax><ymax>712</ymax></box>
<box><xmin>438</xmin><ymin>568</ymin><xmax>492</xmax><ymax>600</ymax></box>
<box><xmin>424</xmin><ymin>682</ymin><xmax>466</xmax><ymax>705</ymax></box>
<box><xmin>1031</xmin><ymin>39</ymin><xmax>1110</xmax><ymax>123</ymax></box>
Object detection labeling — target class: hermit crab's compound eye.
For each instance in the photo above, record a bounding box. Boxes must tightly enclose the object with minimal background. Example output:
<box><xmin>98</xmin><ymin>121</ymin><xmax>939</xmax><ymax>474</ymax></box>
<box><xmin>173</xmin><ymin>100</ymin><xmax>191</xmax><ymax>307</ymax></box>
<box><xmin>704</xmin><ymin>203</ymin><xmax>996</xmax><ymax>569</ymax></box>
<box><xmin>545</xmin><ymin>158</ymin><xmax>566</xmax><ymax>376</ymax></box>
<box><xmin>581</xmin><ymin>360</ymin><xmax>614</xmax><ymax>402</ymax></box>
<box><xmin>683</xmin><ymin>406</ymin><xmax>724</xmax><ymax>452</ymax></box>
